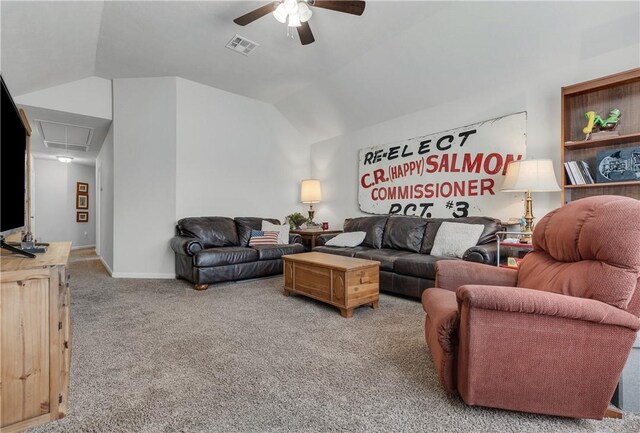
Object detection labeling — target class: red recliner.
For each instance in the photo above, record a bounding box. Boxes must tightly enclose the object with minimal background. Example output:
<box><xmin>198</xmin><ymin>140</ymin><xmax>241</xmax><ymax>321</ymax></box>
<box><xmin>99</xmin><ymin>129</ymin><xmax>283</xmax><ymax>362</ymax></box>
<box><xmin>422</xmin><ymin>195</ymin><xmax>640</xmax><ymax>419</ymax></box>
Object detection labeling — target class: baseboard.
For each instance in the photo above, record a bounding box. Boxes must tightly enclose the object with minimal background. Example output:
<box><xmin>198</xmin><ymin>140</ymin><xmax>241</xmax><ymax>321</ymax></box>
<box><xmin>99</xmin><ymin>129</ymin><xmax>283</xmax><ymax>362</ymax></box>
<box><xmin>72</xmin><ymin>244</ymin><xmax>96</xmax><ymax>251</ymax></box>
<box><xmin>96</xmin><ymin>257</ymin><xmax>174</xmax><ymax>279</ymax></box>
<box><xmin>110</xmin><ymin>272</ymin><xmax>176</xmax><ymax>279</ymax></box>
<box><xmin>99</xmin><ymin>256</ymin><xmax>113</xmax><ymax>276</ymax></box>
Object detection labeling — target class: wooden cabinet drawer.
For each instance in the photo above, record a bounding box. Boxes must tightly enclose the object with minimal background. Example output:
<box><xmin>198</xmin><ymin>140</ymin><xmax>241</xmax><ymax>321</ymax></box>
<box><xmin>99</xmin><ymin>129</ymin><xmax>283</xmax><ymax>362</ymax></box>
<box><xmin>346</xmin><ymin>267</ymin><xmax>379</xmax><ymax>307</ymax></box>
<box><xmin>1</xmin><ymin>272</ymin><xmax>51</xmax><ymax>428</ymax></box>
<box><xmin>292</xmin><ymin>263</ymin><xmax>331</xmax><ymax>301</ymax></box>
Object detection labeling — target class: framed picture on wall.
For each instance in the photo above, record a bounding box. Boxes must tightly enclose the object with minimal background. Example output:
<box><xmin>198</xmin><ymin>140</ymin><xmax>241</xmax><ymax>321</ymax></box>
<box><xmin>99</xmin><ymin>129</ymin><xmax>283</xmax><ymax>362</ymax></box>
<box><xmin>77</xmin><ymin>182</ymin><xmax>89</xmax><ymax>193</ymax></box>
<box><xmin>76</xmin><ymin>194</ymin><xmax>88</xmax><ymax>209</ymax></box>
<box><xmin>76</xmin><ymin>212</ymin><xmax>88</xmax><ymax>222</ymax></box>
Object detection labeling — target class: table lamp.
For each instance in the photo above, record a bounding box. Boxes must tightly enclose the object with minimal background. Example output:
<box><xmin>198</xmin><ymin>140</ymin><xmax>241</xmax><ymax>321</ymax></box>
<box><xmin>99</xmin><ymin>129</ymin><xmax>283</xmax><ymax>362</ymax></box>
<box><xmin>501</xmin><ymin>159</ymin><xmax>560</xmax><ymax>243</ymax></box>
<box><xmin>301</xmin><ymin>179</ymin><xmax>322</xmax><ymax>227</ymax></box>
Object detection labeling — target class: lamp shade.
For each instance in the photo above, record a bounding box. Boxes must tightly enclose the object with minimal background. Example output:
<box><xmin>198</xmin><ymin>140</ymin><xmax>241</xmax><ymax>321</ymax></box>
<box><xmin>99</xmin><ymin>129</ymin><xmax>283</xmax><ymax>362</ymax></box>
<box><xmin>501</xmin><ymin>159</ymin><xmax>561</xmax><ymax>192</ymax></box>
<box><xmin>301</xmin><ymin>179</ymin><xmax>322</xmax><ymax>203</ymax></box>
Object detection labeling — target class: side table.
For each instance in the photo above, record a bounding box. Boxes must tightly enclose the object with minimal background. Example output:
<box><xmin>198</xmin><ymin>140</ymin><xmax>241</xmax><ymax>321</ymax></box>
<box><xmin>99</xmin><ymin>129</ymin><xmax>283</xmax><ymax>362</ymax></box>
<box><xmin>496</xmin><ymin>231</ymin><xmax>533</xmax><ymax>268</ymax></box>
<box><xmin>290</xmin><ymin>229</ymin><xmax>342</xmax><ymax>251</ymax></box>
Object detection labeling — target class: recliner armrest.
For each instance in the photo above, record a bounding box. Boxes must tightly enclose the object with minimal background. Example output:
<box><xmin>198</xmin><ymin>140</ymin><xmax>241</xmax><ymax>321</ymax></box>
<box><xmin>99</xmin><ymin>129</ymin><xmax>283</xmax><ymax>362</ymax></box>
<box><xmin>422</xmin><ymin>288</ymin><xmax>460</xmax><ymax>352</ymax></box>
<box><xmin>170</xmin><ymin>236</ymin><xmax>204</xmax><ymax>256</ymax></box>
<box><xmin>316</xmin><ymin>233</ymin><xmax>339</xmax><ymax>246</ymax></box>
<box><xmin>463</xmin><ymin>242</ymin><xmax>497</xmax><ymax>265</ymax></box>
<box><xmin>289</xmin><ymin>234</ymin><xmax>303</xmax><ymax>245</ymax></box>
<box><xmin>435</xmin><ymin>260</ymin><xmax>517</xmax><ymax>291</ymax></box>
<box><xmin>457</xmin><ymin>285</ymin><xmax>640</xmax><ymax>331</ymax></box>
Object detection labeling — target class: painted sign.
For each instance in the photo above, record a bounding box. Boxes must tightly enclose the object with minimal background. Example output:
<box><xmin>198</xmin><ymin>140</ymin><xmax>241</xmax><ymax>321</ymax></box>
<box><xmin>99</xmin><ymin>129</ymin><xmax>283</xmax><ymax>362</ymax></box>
<box><xmin>358</xmin><ymin>112</ymin><xmax>526</xmax><ymax>218</ymax></box>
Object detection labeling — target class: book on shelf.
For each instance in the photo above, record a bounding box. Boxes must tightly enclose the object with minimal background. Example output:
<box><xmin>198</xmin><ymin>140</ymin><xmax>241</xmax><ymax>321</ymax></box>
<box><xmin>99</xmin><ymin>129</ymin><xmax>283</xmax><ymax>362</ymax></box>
<box><xmin>572</xmin><ymin>161</ymin><xmax>585</xmax><ymax>184</ymax></box>
<box><xmin>580</xmin><ymin>161</ymin><xmax>595</xmax><ymax>183</ymax></box>
<box><xmin>564</xmin><ymin>160</ymin><xmax>595</xmax><ymax>185</ymax></box>
<box><xmin>565</xmin><ymin>161</ymin><xmax>582</xmax><ymax>184</ymax></box>
<box><xmin>564</xmin><ymin>162</ymin><xmax>576</xmax><ymax>185</ymax></box>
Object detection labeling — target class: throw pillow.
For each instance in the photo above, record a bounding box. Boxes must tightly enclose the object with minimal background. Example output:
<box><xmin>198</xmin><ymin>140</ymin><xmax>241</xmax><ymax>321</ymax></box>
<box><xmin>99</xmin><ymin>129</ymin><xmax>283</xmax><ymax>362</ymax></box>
<box><xmin>249</xmin><ymin>230</ymin><xmax>279</xmax><ymax>246</ymax></box>
<box><xmin>262</xmin><ymin>220</ymin><xmax>290</xmax><ymax>244</ymax></box>
<box><xmin>325</xmin><ymin>232</ymin><xmax>367</xmax><ymax>247</ymax></box>
<box><xmin>430</xmin><ymin>222</ymin><xmax>484</xmax><ymax>258</ymax></box>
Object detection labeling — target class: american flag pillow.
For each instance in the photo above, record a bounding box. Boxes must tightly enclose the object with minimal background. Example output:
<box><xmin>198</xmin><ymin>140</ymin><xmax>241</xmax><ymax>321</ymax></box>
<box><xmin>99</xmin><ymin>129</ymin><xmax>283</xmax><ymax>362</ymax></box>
<box><xmin>249</xmin><ymin>230</ymin><xmax>279</xmax><ymax>246</ymax></box>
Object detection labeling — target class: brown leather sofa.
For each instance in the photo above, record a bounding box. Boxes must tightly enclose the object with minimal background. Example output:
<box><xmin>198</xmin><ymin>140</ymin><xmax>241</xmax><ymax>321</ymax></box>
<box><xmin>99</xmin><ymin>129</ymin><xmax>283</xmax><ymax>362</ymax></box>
<box><xmin>171</xmin><ymin>217</ymin><xmax>304</xmax><ymax>289</ymax></box>
<box><xmin>314</xmin><ymin>215</ymin><xmax>501</xmax><ymax>299</ymax></box>
<box><xmin>422</xmin><ymin>196</ymin><xmax>640</xmax><ymax>419</ymax></box>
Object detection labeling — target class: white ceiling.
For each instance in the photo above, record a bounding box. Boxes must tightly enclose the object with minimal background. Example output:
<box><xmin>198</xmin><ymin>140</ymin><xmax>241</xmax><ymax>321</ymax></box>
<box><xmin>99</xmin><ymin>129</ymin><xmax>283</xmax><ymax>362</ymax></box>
<box><xmin>1</xmin><ymin>1</ymin><xmax>639</xmax><ymax>145</ymax></box>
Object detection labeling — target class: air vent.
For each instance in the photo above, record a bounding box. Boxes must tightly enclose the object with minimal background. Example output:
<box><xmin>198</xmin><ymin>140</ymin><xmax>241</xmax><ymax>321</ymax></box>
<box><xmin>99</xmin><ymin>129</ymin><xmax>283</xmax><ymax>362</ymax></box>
<box><xmin>44</xmin><ymin>141</ymin><xmax>89</xmax><ymax>152</ymax></box>
<box><xmin>226</xmin><ymin>34</ymin><xmax>259</xmax><ymax>56</ymax></box>
<box><xmin>35</xmin><ymin>120</ymin><xmax>94</xmax><ymax>148</ymax></box>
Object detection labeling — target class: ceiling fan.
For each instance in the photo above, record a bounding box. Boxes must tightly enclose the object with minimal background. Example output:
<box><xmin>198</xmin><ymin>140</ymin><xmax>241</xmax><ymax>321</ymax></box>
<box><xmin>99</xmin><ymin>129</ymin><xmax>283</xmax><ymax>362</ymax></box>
<box><xmin>233</xmin><ymin>0</ymin><xmax>366</xmax><ymax>45</ymax></box>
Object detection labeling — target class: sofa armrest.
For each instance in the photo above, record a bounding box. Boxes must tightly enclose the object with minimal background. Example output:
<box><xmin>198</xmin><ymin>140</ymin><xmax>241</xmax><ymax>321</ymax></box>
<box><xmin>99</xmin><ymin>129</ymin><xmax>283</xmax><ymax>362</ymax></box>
<box><xmin>170</xmin><ymin>236</ymin><xmax>203</xmax><ymax>256</ymax></box>
<box><xmin>457</xmin><ymin>285</ymin><xmax>640</xmax><ymax>331</ymax></box>
<box><xmin>435</xmin><ymin>260</ymin><xmax>518</xmax><ymax>291</ymax></box>
<box><xmin>316</xmin><ymin>233</ymin><xmax>339</xmax><ymax>246</ymax></box>
<box><xmin>289</xmin><ymin>233</ymin><xmax>303</xmax><ymax>245</ymax></box>
<box><xmin>463</xmin><ymin>242</ymin><xmax>497</xmax><ymax>265</ymax></box>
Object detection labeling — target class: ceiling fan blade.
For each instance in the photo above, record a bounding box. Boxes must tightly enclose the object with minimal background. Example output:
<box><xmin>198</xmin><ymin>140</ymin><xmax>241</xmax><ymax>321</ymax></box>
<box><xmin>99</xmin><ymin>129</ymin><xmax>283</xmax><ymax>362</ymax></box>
<box><xmin>233</xmin><ymin>2</ymin><xmax>278</xmax><ymax>26</ymax></box>
<box><xmin>309</xmin><ymin>1</ymin><xmax>365</xmax><ymax>16</ymax></box>
<box><xmin>297</xmin><ymin>21</ymin><xmax>315</xmax><ymax>45</ymax></box>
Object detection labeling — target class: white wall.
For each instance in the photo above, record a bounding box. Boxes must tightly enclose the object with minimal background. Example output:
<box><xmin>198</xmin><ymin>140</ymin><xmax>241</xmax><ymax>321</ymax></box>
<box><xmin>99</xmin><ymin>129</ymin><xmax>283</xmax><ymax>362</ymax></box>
<box><xmin>310</xmin><ymin>44</ymin><xmax>640</xmax><ymax>229</ymax></box>
<box><xmin>112</xmin><ymin>77</ymin><xmax>177</xmax><ymax>278</ymax></box>
<box><xmin>15</xmin><ymin>77</ymin><xmax>113</xmax><ymax>120</ymax></box>
<box><xmin>96</xmin><ymin>124</ymin><xmax>114</xmax><ymax>273</ymax></box>
<box><xmin>175</xmin><ymin>78</ymin><xmax>310</xmax><ymax>220</ymax></box>
<box><xmin>108</xmin><ymin>76</ymin><xmax>309</xmax><ymax>277</ymax></box>
<box><xmin>33</xmin><ymin>158</ymin><xmax>96</xmax><ymax>247</ymax></box>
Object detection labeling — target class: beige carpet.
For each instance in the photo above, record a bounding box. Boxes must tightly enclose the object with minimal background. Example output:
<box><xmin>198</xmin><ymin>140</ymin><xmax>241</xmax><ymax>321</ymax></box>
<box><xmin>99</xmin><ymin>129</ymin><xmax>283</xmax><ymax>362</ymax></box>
<box><xmin>29</xmin><ymin>253</ymin><xmax>640</xmax><ymax>433</ymax></box>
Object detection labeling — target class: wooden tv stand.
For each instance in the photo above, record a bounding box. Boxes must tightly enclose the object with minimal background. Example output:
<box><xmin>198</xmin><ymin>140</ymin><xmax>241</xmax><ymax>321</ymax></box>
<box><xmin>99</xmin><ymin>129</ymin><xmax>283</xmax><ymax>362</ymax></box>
<box><xmin>1</xmin><ymin>242</ymin><xmax>72</xmax><ymax>432</ymax></box>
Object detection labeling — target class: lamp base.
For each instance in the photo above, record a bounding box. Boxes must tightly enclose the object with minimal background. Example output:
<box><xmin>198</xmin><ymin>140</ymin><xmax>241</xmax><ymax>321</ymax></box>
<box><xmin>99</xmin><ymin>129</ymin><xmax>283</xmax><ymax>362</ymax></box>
<box><xmin>520</xmin><ymin>191</ymin><xmax>535</xmax><ymax>243</ymax></box>
<box><xmin>307</xmin><ymin>205</ymin><xmax>316</xmax><ymax>226</ymax></box>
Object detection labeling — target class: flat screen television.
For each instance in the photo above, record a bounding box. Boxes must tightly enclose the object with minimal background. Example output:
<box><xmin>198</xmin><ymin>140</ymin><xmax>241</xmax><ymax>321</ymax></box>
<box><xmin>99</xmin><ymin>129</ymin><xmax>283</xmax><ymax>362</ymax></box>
<box><xmin>1</xmin><ymin>75</ymin><xmax>27</xmax><ymax>237</ymax></box>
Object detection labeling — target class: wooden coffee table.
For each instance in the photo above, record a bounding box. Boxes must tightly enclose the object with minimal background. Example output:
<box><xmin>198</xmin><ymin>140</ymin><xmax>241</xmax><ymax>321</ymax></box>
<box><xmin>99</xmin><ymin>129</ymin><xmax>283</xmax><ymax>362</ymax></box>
<box><xmin>283</xmin><ymin>252</ymin><xmax>379</xmax><ymax>318</ymax></box>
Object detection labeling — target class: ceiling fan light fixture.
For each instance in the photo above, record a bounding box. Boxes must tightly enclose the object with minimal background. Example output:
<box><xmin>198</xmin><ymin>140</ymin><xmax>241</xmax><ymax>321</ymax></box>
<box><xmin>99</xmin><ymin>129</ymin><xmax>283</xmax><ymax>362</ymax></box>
<box><xmin>284</xmin><ymin>0</ymin><xmax>299</xmax><ymax>15</ymax></box>
<box><xmin>273</xmin><ymin>3</ymin><xmax>287</xmax><ymax>23</ymax></box>
<box><xmin>288</xmin><ymin>13</ymin><xmax>301</xmax><ymax>27</ymax></box>
<box><xmin>298</xmin><ymin>2</ymin><xmax>312</xmax><ymax>22</ymax></box>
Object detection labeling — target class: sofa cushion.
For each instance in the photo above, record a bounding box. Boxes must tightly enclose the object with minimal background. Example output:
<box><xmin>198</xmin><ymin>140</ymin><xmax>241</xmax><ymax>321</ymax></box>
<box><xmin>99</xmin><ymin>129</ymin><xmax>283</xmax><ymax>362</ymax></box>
<box><xmin>421</xmin><ymin>216</ymin><xmax>501</xmax><ymax>254</ymax></box>
<box><xmin>193</xmin><ymin>247</ymin><xmax>258</xmax><ymax>267</ymax></box>
<box><xmin>262</xmin><ymin>220</ymin><xmax>289</xmax><ymax>244</ymax></box>
<box><xmin>235</xmin><ymin>217</ymin><xmax>281</xmax><ymax>247</ymax></box>
<box><xmin>395</xmin><ymin>254</ymin><xmax>456</xmax><ymax>280</ymax></box>
<box><xmin>325</xmin><ymin>232</ymin><xmax>366</xmax><ymax>247</ymax></box>
<box><xmin>178</xmin><ymin>217</ymin><xmax>239</xmax><ymax>248</ymax></box>
<box><xmin>248</xmin><ymin>230</ymin><xmax>279</xmax><ymax>246</ymax></box>
<box><xmin>313</xmin><ymin>246</ymin><xmax>373</xmax><ymax>258</ymax></box>
<box><xmin>252</xmin><ymin>244</ymin><xmax>305</xmax><ymax>261</ymax></box>
<box><xmin>382</xmin><ymin>216</ymin><xmax>429</xmax><ymax>252</ymax></box>
<box><xmin>344</xmin><ymin>216</ymin><xmax>388</xmax><ymax>249</ymax></box>
<box><xmin>354</xmin><ymin>248</ymin><xmax>414</xmax><ymax>271</ymax></box>
<box><xmin>431</xmin><ymin>222</ymin><xmax>485</xmax><ymax>258</ymax></box>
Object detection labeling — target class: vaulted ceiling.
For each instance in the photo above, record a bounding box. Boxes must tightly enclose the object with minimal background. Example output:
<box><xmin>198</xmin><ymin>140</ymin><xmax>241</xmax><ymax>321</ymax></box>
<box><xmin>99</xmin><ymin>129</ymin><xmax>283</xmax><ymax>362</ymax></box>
<box><xmin>2</xmin><ymin>1</ymin><xmax>639</xmax><ymax>144</ymax></box>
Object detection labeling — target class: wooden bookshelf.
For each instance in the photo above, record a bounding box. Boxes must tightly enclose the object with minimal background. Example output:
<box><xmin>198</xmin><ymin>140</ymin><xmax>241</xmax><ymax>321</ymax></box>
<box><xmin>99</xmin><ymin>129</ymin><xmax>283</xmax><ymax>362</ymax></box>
<box><xmin>565</xmin><ymin>180</ymin><xmax>640</xmax><ymax>189</ymax></box>
<box><xmin>565</xmin><ymin>132</ymin><xmax>640</xmax><ymax>150</ymax></box>
<box><xmin>561</xmin><ymin>68</ymin><xmax>640</xmax><ymax>204</ymax></box>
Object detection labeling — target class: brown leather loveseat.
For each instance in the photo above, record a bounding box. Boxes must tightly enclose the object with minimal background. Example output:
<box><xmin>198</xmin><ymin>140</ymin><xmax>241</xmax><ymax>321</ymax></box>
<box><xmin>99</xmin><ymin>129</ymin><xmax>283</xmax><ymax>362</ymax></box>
<box><xmin>171</xmin><ymin>217</ymin><xmax>304</xmax><ymax>289</ymax></box>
